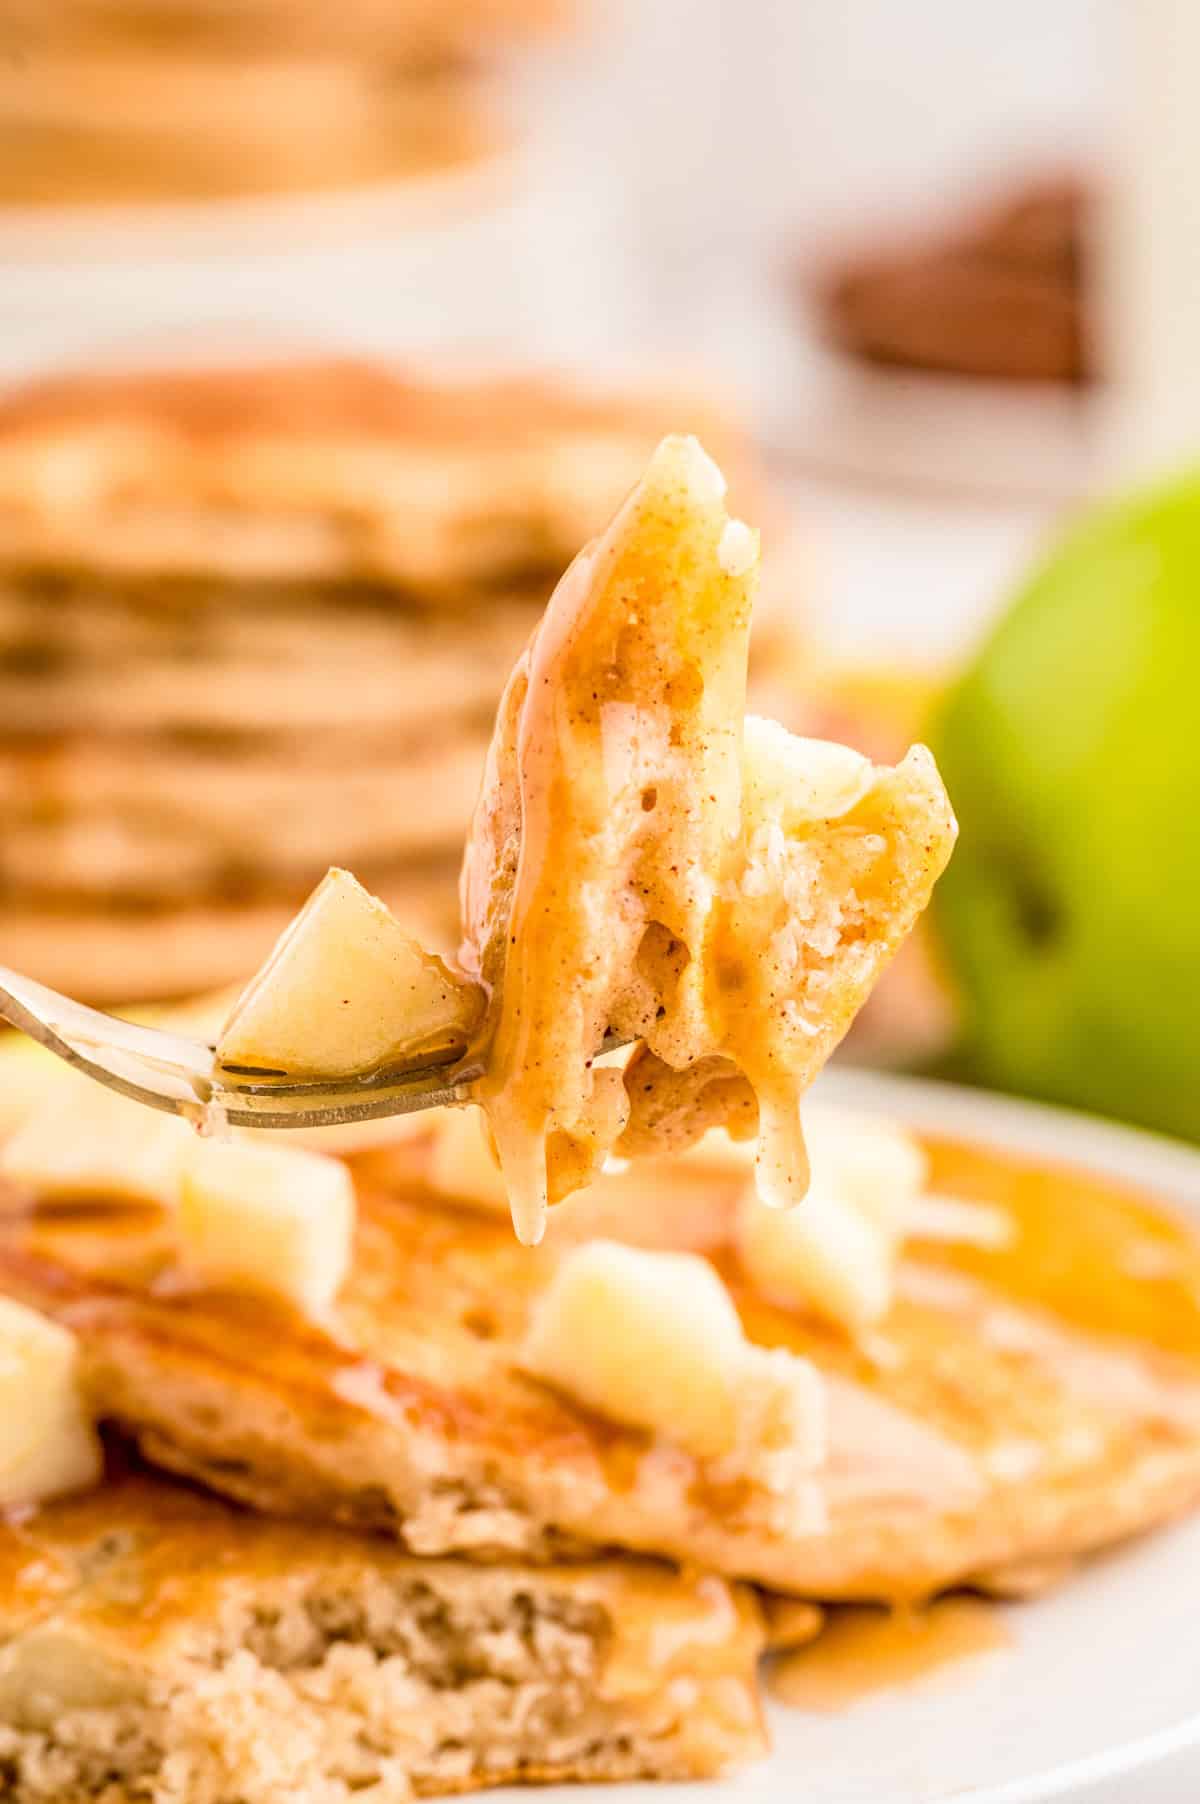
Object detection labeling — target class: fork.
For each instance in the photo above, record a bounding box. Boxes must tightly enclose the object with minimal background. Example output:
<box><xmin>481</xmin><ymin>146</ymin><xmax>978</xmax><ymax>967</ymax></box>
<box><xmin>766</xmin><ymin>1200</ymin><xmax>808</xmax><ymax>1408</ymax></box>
<box><xmin>0</xmin><ymin>963</ymin><xmax>479</xmax><ymax>1131</ymax></box>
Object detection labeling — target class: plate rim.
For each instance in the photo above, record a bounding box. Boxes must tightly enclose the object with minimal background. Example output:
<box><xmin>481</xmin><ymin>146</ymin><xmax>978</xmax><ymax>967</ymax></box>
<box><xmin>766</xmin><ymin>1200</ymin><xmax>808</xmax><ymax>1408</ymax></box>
<box><xmin>809</xmin><ymin>1067</ymin><xmax>1200</xmax><ymax>1802</ymax></box>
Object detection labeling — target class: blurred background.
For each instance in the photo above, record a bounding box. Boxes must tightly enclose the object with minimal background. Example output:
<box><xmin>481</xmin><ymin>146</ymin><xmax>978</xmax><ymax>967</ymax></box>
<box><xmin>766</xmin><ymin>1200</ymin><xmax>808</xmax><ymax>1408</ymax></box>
<box><xmin>1</xmin><ymin>0</ymin><xmax>1197</xmax><ymax>1145</ymax></box>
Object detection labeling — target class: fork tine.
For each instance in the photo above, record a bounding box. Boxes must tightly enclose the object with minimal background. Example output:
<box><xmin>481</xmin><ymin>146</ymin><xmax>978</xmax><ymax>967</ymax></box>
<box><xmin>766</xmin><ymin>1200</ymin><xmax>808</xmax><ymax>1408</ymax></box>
<box><xmin>0</xmin><ymin>963</ymin><xmax>631</xmax><ymax>1133</ymax></box>
<box><xmin>211</xmin><ymin>1075</ymin><xmax>475</xmax><ymax>1130</ymax></box>
<box><xmin>0</xmin><ymin>962</ymin><xmax>476</xmax><ymax>1129</ymax></box>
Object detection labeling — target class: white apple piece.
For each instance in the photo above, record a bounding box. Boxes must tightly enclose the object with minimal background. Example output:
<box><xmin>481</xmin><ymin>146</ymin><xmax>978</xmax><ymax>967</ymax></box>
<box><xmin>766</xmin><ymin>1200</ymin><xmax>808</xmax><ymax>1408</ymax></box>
<box><xmin>0</xmin><ymin>1074</ymin><xmax>188</xmax><ymax>1211</ymax></box>
<box><xmin>0</xmin><ymin>1297</ymin><xmax>102</xmax><ymax>1509</ymax></box>
<box><xmin>217</xmin><ymin>866</ymin><xmax>482</xmax><ymax>1079</ymax></box>
<box><xmin>520</xmin><ymin>1239</ymin><xmax>825</xmax><ymax>1511</ymax></box>
<box><xmin>737</xmin><ymin>1109</ymin><xmax>928</xmax><ymax>1334</ymax></box>
<box><xmin>178</xmin><ymin>1138</ymin><xmax>355</xmax><ymax>1318</ymax></box>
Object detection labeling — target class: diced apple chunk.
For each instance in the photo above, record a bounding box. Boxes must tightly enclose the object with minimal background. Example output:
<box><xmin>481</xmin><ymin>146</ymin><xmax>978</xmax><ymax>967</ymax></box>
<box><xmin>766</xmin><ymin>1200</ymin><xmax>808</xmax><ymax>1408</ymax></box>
<box><xmin>0</xmin><ymin>1297</ymin><xmax>102</xmax><ymax>1509</ymax></box>
<box><xmin>217</xmin><ymin>867</ymin><xmax>482</xmax><ymax>1079</ymax></box>
<box><xmin>0</xmin><ymin>1075</ymin><xmax>188</xmax><ymax>1210</ymax></box>
<box><xmin>737</xmin><ymin>1109</ymin><xmax>928</xmax><ymax>1334</ymax></box>
<box><xmin>178</xmin><ymin>1139</ymin><xmax>355</xmax><ymax>1317</ymax></box>
<box><xmin>741</xmin><ymin>716</ymin><xmax>875</xmax><ymax>830</ymax></box>
<box><xmin>739</xmin><ymin>1187</ymin><xmax>894</xmax><ymax>1337</ymax></box>
<box><xmin>805</xmin><ymin>1107</ymin><xmax>929</xmax><ymax>1239</ymax></box>
<box><xmin>520</xmin><ymin>1240</ymin><xmax>825</xmax><ymax>1498</ymax></box>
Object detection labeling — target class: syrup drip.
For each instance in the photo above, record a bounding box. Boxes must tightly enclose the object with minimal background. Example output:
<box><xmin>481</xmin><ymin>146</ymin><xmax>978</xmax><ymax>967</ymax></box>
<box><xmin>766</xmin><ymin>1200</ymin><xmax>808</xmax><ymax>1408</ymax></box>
<box><xmin>767</xmin><ymin>1596</ymin><xmax>1010</xmax><ymax>1713</ymax></box>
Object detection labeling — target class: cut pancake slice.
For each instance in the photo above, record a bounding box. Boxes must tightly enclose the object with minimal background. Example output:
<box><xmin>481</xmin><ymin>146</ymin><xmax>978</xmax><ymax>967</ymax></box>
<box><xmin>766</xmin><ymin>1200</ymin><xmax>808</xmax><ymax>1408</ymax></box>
<box><xmin>617</xmin><ymin>722</ymin><xmax>956</xmax><ymax>1205</ymax></box>
<box><xmin>461</xmin><ymin>435</ymin><xmax>956</xmax><ymax>1239</ymax></box>
<box><xmin>4</xmin><ymin>1127</ymin><xmax>1200</xmax><ymax>1601</ymax></box>
<box><xmin>0</xmin><ymin>1470</ymin><xmax>766</xmax><ymax>1802</ymax></box>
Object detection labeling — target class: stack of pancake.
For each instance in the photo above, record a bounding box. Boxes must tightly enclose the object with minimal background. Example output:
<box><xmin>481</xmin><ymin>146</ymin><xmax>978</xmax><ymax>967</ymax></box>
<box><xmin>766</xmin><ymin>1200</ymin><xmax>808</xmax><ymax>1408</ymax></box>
<box><xmin>0</xmin><ymin>0</ymin><xmax>564</xmax><ymax>207</ymax></box>
<box><xmin>4</xmin><ymin>1086</ymin><xmax>1200</xmax><ymax>1798</ymax></box>
<box><xmin>0</xmin><ymin>356</ymin><xmax>792</xmax><ymax>1003</ymax></box>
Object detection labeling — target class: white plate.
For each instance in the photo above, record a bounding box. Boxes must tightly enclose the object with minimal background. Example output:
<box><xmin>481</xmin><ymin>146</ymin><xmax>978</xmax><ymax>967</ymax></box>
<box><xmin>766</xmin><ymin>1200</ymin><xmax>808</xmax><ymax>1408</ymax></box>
<box><xmin>493</xmin><ymin>1073</ymin><xmax>1200</xmax><ymax>1804</ymax></box>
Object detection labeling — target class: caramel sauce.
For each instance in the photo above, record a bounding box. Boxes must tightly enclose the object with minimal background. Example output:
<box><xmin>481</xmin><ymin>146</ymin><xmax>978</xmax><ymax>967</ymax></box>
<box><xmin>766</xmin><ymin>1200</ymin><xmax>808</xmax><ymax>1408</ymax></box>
<box><xmin>462</xmin><ymin>440</ymin><xmax>756</xmax><ymax>1244</ymax></box>
<box><xmin>920</xmin><ymin>1135</ymin><xmax>1200</xmax><ymax>1360</ymax></box>
<box><xmin>598</xmin><ymin>1568</ymin><xmax>763</xmax><ymax>1701</ymax></box>
<box><xmin>729</xmin><ymin>1131</ymin><xmax>1200</xmax><ymax>1377</ymax></box>
<box><xmin>767</xmin><ymin>1597</ymin><xmax>1010</xmax><ymax>1713</ymax></box>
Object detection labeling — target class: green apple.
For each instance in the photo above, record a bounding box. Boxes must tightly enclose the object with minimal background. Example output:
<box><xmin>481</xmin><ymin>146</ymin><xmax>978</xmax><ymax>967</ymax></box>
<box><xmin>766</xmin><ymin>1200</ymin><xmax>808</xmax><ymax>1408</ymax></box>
<box><xmin>928</xmin><ymin>470</ymin><xmax>1200</xmax><ymax>1142</ymax></box>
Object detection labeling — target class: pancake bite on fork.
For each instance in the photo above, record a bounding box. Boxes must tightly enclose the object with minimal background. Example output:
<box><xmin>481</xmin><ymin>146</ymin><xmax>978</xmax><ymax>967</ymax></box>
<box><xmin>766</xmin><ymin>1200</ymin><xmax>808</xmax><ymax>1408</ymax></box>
<box><xmin>459</xmin><ymin>434</ymin><xmax>957</xmax><ymax>1240</ymax></box>
<box><xmin>196</xmin><ymin>430</ymin><xmax>955</xmax><ymax>1239</ymax></box>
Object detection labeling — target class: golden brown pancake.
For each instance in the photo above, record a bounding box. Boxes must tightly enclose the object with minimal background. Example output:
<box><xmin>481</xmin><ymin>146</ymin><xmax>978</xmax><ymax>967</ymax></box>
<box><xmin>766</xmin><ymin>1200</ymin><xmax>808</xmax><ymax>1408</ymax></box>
<box><xmin>17</xmin><ymin>0</ymin><xmax>568</xmax><ymax>67</ymax></box>
<box><xmin>0</xmin><ymin>737</ymin><xmax>490</xmax><ymax>902</ymax></box>
<box><xmin>0</xmin><ymin>360</ymin><xmax>758</xmax><ymax>592</ymax></box>
<box><xmin>0</xmin><ymin>586</ymin><xmax>540</xmax><ymax>736</ymax></box>
<box><xmin>0</xmin><ymin>359</ymin><xmax>796</xmax><ymax>1005</ymax></box>
<box><xmin>458</xmin><ymin>434</ymin><xmax>953</xmax><ymax>1239</ymax></box>
<box><xmin>3</xmin><ymin>1131</ymin><xmax>1200</xmax><ymax>1601</ymax></box>
<box><xmin>0</xmin><ymin>1468</ymin><xmax>765</xmax><ymax>1802</ymax></box>
<box><xmin>0</xmin><ymin>55</ymin><xmax>495</xmax><ymax>207</ymax></box>
<box><xmin>0</xmin><ymin>0</ymin><xmax>573</xmax><ymax>211</ymax></box>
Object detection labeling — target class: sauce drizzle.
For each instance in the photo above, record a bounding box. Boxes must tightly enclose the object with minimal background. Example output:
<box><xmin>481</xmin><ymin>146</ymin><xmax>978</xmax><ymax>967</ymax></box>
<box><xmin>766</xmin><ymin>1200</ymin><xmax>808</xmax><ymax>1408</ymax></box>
<box><xmin>767</xmin><ymin>1597</ymin><xmax>1011</xmax><ymax>1713</ymax></box>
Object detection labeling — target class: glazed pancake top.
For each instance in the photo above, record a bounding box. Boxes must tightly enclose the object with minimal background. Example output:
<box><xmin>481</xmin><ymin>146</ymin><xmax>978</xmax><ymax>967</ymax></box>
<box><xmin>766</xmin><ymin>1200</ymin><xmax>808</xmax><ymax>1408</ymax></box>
<box><xmin>3</xmin><ymin>1128</ymin><xmax>1200</xmax><ymax>1601</ymax></box>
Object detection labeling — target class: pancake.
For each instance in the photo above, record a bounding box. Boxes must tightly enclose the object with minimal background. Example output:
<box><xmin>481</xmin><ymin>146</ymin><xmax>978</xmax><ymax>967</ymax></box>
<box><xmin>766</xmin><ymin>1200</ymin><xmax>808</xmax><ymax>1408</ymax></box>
<box><xmin>19</xmin><ymin>0</ymin><xmax>567</xmax><ymax>67</ymax></box>
<box><xmin>3</xmin><ymin>1130</ymin><xmax>1200</xmax><ymax>1601</ymax></box>
<box><xmin>0</xmin><ymin>358</ymin><xmax>797</xmax><ymax>1004</ymax></box>
<box><xmin>0</xmin><ymin>585</ymin><xmax>539</xmax><ymax>737</ymax></box>
<box><xmin>0</xmin><ymin>360</ymin><xmax>758</xmax><ymax>593</ymax></box>
<box><xmin>0</xmin><ymin>859</ymin><xmax>462</xmax><ymax>1005</ymax></box>
<box><xmin>0</xmin><ymin>0</ymin><xmax>570</xmax><ymax>212</ymax></box>
<box><xmin>0</xmin><ymin>737</ymin><xmax>490</xmax><ymax>901</ymax></box>
<box><xmin>455</xmin><ymin>433</ymin><xmax>953</xmax><ymax>1240</ymax></box>
<box><xmin>0</xmin><ymin>55</ymin><xmax>494</xmax><ymax>208</ymax></box>
<box><xmin>0</xmin><ymin>1468</ymin><xmax>765</xmax><ymax>1802</ymax></box>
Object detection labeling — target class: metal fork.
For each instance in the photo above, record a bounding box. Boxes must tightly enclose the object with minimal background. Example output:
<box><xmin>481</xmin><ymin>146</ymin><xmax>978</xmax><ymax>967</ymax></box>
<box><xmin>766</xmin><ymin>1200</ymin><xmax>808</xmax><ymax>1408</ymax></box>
<box><xmin>0</xmin><ymin>963</ymin><xmax>479</xmax><ymax>1130</ymax></box>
